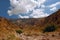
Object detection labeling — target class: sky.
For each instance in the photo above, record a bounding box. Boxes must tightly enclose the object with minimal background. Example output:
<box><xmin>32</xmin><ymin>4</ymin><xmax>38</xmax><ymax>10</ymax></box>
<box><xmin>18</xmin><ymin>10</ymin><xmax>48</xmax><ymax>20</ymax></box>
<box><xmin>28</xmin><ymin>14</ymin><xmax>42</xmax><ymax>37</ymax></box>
<box><xmin>0</xmin><ymin>0</ymin><xmax>60</xmax><ymax>19</ymax></box>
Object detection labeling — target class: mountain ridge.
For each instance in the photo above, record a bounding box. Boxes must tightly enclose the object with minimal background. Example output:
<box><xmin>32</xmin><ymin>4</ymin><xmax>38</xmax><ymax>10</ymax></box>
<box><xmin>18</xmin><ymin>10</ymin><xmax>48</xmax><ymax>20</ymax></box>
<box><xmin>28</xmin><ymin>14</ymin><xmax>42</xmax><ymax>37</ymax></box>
<box><xmin>0</xmin><ymin>9</ymin><xmax>60</xmax><ymax>40</ymax></box>
<box><xmin>10</xmin><ymin>9</ymin><xmax>60</xmax><ymax>27</ymax></box>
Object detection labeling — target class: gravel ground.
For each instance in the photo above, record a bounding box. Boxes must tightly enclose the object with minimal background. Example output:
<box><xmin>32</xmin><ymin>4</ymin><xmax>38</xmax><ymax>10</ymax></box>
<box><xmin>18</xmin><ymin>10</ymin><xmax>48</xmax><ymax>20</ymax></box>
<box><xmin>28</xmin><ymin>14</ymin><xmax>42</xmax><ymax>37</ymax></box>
<box><xmin>17</xmin><ymin>32</ymin><xmax>60</xmax><ymax>40</ymax></box>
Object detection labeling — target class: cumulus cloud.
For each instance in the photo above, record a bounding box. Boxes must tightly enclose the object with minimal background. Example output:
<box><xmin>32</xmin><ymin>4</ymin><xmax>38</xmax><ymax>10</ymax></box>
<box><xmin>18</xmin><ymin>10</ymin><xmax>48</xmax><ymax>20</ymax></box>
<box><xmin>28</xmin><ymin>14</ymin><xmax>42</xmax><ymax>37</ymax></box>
<box><xmin>30</xmin><ymin>9</ymin><xmax>49</xmax><ymax>18</ymax></box>
<box><xmin>18</xmin><ymin>9</ymin><xmax>49</xmax><ymax>18</ymax></box>
<box><xmin>7</xmin><ymin>0</ymin><xmax>50</xmax><ymax>18</ymax></box>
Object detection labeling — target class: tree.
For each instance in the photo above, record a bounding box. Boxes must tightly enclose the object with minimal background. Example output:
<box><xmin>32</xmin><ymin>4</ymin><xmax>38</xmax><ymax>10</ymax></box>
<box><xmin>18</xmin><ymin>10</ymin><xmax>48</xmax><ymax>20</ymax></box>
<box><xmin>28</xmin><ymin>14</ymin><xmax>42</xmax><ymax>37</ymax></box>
<box><xmin>43</xmin><ymin>25</ymin><xmax>56</xmax><ymax>33</ymax></box>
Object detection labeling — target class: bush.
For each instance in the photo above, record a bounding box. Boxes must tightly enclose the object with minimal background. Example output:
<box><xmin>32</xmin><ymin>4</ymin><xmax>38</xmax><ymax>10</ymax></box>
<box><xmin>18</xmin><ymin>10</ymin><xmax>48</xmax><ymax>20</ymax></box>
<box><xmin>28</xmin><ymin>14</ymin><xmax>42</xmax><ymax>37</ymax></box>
<box><xmin>16</xmin><ymin>30</ymin><xmax>22</xmax><ymax>34</ymax></box>
<box><xmin>43</xmin><ymin>25</ymin><xmax>56</xmax><ymax>33</ymax></box>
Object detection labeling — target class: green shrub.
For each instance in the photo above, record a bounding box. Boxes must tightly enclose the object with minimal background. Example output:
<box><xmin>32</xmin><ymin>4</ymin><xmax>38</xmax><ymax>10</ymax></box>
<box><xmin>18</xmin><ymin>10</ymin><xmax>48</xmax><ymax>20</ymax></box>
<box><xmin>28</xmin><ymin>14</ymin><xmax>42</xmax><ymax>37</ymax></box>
<box><xmin>43</xmin><ymin>25</ymin><xmax>56</xmax><ymax>33</ymax></box>
<box><xmin>16</xmin><ymin>30</ymin><xmax>22</xmax><ymax>34</ymax></box>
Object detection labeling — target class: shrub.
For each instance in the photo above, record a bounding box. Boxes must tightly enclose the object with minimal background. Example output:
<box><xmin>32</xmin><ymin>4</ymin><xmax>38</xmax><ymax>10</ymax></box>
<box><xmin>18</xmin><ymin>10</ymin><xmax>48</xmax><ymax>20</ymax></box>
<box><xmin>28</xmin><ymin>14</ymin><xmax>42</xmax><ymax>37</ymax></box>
<box><xmin>43</xmin><ymin>25</ymin><xmax>56</xmax><ymax>33</ymax></box>
<box><xmin>16</xmin><ymin>30</ymin><xmax>22</xmax><ymax>34</ymax></box>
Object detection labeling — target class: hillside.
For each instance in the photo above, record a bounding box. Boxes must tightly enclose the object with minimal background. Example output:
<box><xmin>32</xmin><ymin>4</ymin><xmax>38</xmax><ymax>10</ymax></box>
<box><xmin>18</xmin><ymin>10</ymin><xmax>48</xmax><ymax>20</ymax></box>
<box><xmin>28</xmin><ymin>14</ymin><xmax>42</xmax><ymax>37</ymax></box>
<box><xmin>44</xmin><ymin>9</ymin><xmax>60</xmax><ymax>32</ymax></box>
<box><xmin>10</xmin><ymin>9</ymin><xmax>60</xmax><ymax>40</ymax></box>
<box><xmin>0</xmin><ymin>17</ymin><xmax>21</xmax><ymax>40</ymax></box>
<box><xmin>45</xmin><ymin>9</ymin><xmax>60</xmax><ymax>25</ymax></box>
<box><xmin>7</xmin><ymin>9</ymin><xmax>60</xmax><ymax>38</ymax></box>
<box><xmin>11</xmin><ymin>9</ymin><xmax>60</xmax><ymax>26</ymax></box>
<box><xmin>0</xmin><ymin>9</ymin><xmax>60</xmax><ymax>40</ymax></box>
<box><xmin>11</xmin><ymin>9</ymin><xmax>60</xmax><ymax>32</ymax></box>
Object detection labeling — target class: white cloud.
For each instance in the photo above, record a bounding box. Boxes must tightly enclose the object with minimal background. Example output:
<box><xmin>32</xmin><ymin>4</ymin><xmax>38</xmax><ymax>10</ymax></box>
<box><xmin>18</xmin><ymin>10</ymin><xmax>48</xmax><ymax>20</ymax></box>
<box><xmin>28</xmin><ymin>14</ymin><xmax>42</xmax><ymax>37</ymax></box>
<box><xmin>30</xmin><ymin>9</ymin><xmax>49</xmax><ymax>18</ymax></box>
<box><xmin>50</xmin><ymin>7</ymin><xmax>57</xmax><ymax>11</ymax></box>
<box><xmin>41</xmin><ymin>5</ymin><xmax>46</xmax><ymax>8</ymax></box>
<box><xmin>49</xmin><ymin>2</ymin><xmax>60</xmax><ymax>8</ymax></box>
<box><xmin>48</xmin><ymin>2</ymin><xmax>60</xmax><ymax>12</ymax></box>
<box><xmin>8</xmin><ymin>0</ymin><xmax>47</xmax><ymax>18</ymax></box>
<box><xmin>8</xmin><ymin>0</ymin><xmax>37</xmax><ymax>16</ymax></box>
<box><xmin>18</xmin><ymin>9</ymin><xmax>49</xmax><ymax>18</ymax></box>
<box><xmin>18</xmin><ymin>15</ymin><xmax>29</xmax><ymax>18</ymax></box>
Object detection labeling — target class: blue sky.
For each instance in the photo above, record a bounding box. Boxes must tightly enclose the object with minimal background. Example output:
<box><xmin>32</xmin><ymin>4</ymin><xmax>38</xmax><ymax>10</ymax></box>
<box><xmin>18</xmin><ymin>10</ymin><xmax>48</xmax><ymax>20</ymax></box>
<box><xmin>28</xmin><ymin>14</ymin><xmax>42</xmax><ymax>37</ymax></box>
<box><xmin>0</xmin><ymin>0</ymin><xmax>18</xmax><ymax>18</ymax></box>
<box><xmin>0</xmin><ymin>0</ymin><xmax>60</xmax><ymax>18</ymax></box>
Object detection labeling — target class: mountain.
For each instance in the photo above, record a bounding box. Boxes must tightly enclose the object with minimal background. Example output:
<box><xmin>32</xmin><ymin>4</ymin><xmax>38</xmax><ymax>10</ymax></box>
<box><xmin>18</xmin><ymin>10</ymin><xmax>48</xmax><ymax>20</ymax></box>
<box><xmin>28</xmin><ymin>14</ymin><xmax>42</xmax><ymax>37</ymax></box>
<box><xmin>11</xmin><ymin>9</ymin><xmax>60</xmax><ymax>28</ymax></box>
<box><xmin>0</xmin><ymin>9</ymin><xmax>60</xmax><ymax>40</ymax></box>
<box><xmin>9</xmin><ymin>9</ymin><xmax>60</xmax><ymax>35</ymax></box>
<box><xmin>45</xmin><ymin>9</ymin><xmax>60</xmax><ymax>25</ymax></box>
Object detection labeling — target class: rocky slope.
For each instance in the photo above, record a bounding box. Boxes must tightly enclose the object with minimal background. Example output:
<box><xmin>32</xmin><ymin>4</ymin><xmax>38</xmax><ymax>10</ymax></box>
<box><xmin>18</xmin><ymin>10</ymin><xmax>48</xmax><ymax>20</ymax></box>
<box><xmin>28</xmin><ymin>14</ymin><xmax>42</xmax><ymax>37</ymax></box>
<box><xmin>0</xmin><ymin>17</ymin><xmax>21</xmax><ymax>40</ymax></box>
<box><xmin>0</xmin><ymin>9</ymin><xmax>60</xmax><ymax>40</ymax></box>
<box><xmin>11</xmin><ymin>9</ymin><xmax>60</xmax><ymax>26</ymax></box>
<box><xmin>45</xmin><ymin>9</ymin><xmax>60</xmax><ymax>25</ymax></box>
<box><xmin>11</xmin><ymin>9</ymin><xmax>60</xmax><ymax>33</ymax></box>
<box><xmin>11</xmin><ymin>9</ymin><xmax>60</xmax><ymax>40</ymax></box>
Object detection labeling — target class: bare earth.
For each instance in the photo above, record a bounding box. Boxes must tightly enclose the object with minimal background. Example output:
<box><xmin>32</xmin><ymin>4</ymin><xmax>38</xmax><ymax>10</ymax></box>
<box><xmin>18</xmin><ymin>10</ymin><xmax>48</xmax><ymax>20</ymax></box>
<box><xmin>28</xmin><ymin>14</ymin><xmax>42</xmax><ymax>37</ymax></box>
<box><xmin>16</xmin><ymin>32</ymin><xmax>60</xmax><ymax>40</ymax></box>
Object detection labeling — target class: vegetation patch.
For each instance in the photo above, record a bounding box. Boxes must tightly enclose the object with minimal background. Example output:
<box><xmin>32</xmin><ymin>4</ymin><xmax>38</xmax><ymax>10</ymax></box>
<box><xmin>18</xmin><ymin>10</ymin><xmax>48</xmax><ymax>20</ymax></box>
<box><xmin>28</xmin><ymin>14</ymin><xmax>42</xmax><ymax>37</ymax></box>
<box><xmin>16</xmin><ymin>30</ymin><xmax>23</xmax><ymax>34</ymax></box>
<box><xmin>43</xmin><ymin>24</ymin><xmax>57</xmax><ymax>33</ymax></box>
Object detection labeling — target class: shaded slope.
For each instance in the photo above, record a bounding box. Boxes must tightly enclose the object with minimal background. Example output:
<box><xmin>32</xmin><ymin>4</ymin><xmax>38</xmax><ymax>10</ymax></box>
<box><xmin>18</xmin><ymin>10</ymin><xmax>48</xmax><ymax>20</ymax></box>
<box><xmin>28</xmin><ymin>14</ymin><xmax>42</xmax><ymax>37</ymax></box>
<box><xmin>45</xmin><ymin>9</ymin><xmax>60</xmax><ymax>25</ymax></box>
